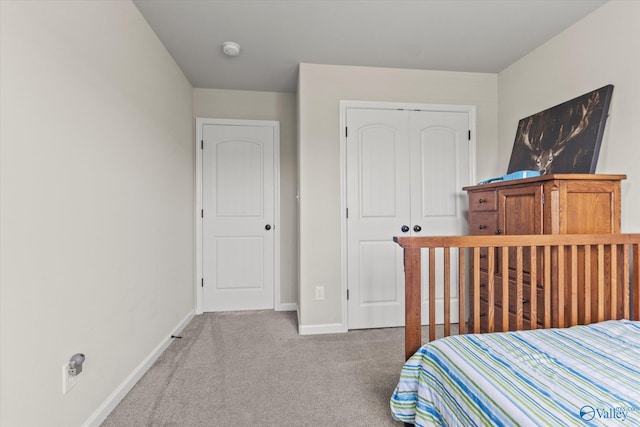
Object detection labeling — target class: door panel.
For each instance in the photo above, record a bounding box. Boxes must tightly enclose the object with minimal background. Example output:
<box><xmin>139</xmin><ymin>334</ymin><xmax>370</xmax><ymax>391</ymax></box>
<box><xmin>419</xmin><ymin>127</ymin><xmax>457</xmax><ymax>216</ymax></box>
<box><xmin>347</xmin><ymin>108</ymin><xmax>471</xmax><ymax>329</ymax></box>
<box><xmin>410</xmin><ymin>111</ymin><xmax>470</xmax><ymax>235</ymax></box>
<box><xmin>215</xmin><ymin>140</ymin><xmax>264</xmax><ymax>217</ymax></box>
<box><xmin>359</xmin><ymin>241</ymin><xmax>400</xmax><ymax>303</ymax></box>
<box><xmin>360</xmin><ymin>127</ymin><xmax>399</xmax><ymax>217</ymax></box>
<box><xmin>202</xmin><ymin>124</ymin><xmax>275</xmax><ymax>311</ymax></box>
<box><xmin>215</xmin><ymin>237</ymin><xmax>263</xmax><ymax>289</ymax></box>
<box><xmin>347</xmin><ymin>109</ymin><xmax>410</xmax><ymax>329</ymax></box>
<box><xmin>410</xmin><ymin>111</ymin><xmax>469</xmax><ymax>325</ymax></box>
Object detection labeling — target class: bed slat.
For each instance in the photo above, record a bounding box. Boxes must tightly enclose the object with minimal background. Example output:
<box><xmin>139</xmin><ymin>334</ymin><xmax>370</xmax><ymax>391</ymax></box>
<box><xmin>458</xmin><ymin>248</ymin><xmax>466</xmax><ymax>335</ymax></box>
<box><xmin>443</xmin><ymin>248</ymin><xmax>451</xmax><ymax>338</ymax></box>
<box><xmin>634</xmin><ymin>244</ymin><xmax>640</xmax><ymax>322</ymax></box>
<box><xmin>584</xmin><ymin>245</ymin><xmax>592</xmax><ymax>324</ymax></box>
<box><xmin>428</xmin><ymin>248</ymin><xmax>436</xmax><ymax>342</ymax></box>
<box><xmin>597</xmin><ymin>244</ymin><xmax>605</xmax><ymax>322</ymax></box>
<box><xmin>570</xmin><ymin>245</ymin><xmax>578</xmax><ymax>326</ymax></box>
<box><xmin>529</xmin><ymin>246</ymin><xmax>537</xmax><ymax>330</ymax></box>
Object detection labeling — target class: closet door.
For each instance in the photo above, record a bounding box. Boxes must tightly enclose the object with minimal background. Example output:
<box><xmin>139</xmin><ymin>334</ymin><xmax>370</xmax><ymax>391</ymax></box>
<box><xmin>346</xmin><ymin>109</ymin><xmax>411</xmax><ymax>329</ymax></box>
<box><xmin>410</xmin><ymin>111</ymin><xmax>470</xmax><ymax>326</ymax></box>
<box><xmin>346</xmin><ymin>108</ymin><xmax>471</xmax><ymax>329</ymax></box>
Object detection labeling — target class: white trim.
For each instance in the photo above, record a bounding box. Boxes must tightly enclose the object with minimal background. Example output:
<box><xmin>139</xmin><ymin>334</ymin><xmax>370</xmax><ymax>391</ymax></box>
<box><xmin>195</xmin><ymin>118</ymin><xmax>281</xmax><ymax>313</ymax></box>
<box><xmin>82</xmin><ymin>310</ymin><xmax>195</xmax><ymax>427</ymax></box>
<box><xmin>196</xmin><ymin>119</ymin><xmax>203</xmax><ymax>314</ymax></box>
<box><xmin>339</xmin><ymin>100</ymin><xmax>477</xmax><ymax>331</ymax></box>
<box><xmin>298</xmin><ymin>322</ymin><xmax>345</xmax><ymax>335</ymax></box>
<box><xmin>275</xmin><ymin>302</ymin><xmax>297</xmax><ymax>312</ymax></box>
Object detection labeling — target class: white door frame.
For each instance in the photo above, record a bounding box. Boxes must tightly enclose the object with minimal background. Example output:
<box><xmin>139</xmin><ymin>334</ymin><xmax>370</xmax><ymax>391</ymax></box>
<box><xmin>195</xmin><ymin>118</ymin><xmax>281</xmax><ymax>314</ymax></box>
<box><xmin>339</xmin><ymin>101</ymin><xmax>477</xmax><ymax>330</ymax></box>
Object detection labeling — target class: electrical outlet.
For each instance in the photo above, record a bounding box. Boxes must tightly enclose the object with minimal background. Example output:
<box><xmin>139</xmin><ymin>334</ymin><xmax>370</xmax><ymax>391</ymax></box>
<box><xmin>62</xmin><ymin>362</ymin><xmax>77</xmax><ymax>394</ymax></box>
<box><xmin>315</xmin><ymin>286</ymin><xmax>325</xmax><ymax>300</ymax></box>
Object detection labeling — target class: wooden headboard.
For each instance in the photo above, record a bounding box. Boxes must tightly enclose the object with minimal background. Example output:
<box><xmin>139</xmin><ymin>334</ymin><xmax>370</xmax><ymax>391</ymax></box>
<box><xmin>394</xmin><ymin>233</ymin><xmax>640</xmax><ymax>360</ymax></box>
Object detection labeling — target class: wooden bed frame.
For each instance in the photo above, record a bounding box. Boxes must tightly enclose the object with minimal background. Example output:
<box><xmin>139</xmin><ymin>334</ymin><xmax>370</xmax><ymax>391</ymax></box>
<box><xmin>394</xmin><ymin>233</ymin><xmax>640</xmax><ymax>360</ymax></box>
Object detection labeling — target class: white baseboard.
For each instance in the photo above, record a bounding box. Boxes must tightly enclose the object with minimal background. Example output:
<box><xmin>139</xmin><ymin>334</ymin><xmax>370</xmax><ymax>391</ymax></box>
<box><xmin>298</xmin><ymin>322</ymin><xmax>346</xmax><ymax>335</ymax></box>
<box><xmin>275</xmin><ymin>302</ymin><xmax>297</xmax><ymax>312</ymax></box>
<box><xmin>82</xmin><ymin>310</ymin><xmax>195</xmax><ymax>427</ymax></box>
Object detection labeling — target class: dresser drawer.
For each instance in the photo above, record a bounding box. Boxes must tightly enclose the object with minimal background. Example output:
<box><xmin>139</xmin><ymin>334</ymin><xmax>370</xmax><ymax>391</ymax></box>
<box><xmin>469</xmin><ymin>212</ymin><xmax>498</xmax><ymax>235</ymax></box>
<box><xmin>468</xmin><ymin>190</ymin><xmax>497</xmax><ymax>211</ymax></box>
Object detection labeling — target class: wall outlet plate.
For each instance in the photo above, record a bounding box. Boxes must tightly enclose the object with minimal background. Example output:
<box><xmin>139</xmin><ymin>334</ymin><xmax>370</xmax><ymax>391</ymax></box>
<box><xmin>62</xmin><ymin>362</ymin><xmax>78</xmax><ymax>394</ymax></box>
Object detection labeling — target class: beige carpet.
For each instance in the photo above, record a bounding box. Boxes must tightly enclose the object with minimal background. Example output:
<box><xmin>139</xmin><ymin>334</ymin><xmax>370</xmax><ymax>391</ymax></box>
<box><xmin>102</xmin><ymin>310</ymin><xmax>411</xmax><ymax>426</ymax></box>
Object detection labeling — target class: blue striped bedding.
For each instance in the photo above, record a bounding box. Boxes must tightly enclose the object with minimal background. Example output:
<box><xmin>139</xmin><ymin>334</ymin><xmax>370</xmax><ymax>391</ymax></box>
<box><xmin>391</xmin><ymin>320</ymin><xmax>640</xmax><ymax>426</ymax></box>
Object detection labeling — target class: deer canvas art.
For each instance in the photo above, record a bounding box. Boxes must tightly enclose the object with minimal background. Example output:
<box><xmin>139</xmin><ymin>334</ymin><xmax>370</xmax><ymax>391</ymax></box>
<box><xmin>507</xmin><ymin>85</ymin><xmax>614</xmax><ymax>175</ymax></box>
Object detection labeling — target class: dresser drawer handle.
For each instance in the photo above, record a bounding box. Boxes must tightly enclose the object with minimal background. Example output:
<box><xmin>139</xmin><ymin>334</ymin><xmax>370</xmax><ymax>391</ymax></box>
<box><xmin>496</xmin><ymin>229</ymin><xmax>503</xmax><ymax>235</ymax></box>
<box><xmin>478</xmin><ymin>198</ymin><xmax>486</xmax><ymax>204</ymax></box>
<box><xmin>479</xmin><ymin>224</ymin><xmax>486</xmax><ymax>230</ymax></box>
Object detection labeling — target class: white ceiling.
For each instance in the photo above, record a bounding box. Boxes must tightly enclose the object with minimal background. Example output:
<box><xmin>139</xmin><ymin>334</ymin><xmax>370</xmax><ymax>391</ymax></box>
<box><xmin>133</xmin><ymin>0</ymin><xmax>607</xmax><ymax>93</ymax></box>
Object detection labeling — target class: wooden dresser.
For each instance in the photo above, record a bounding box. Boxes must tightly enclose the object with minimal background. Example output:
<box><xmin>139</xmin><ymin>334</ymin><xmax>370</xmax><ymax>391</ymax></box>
<box><xmin>463</xmin><ymin>174</ymin><xmax>625</xmax><ymax>331</ymax></box>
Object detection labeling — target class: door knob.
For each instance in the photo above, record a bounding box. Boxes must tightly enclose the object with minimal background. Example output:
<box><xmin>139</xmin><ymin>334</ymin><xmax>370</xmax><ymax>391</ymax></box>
<box><xmin>265</xmin><ymin>224</ymin><xmax>272</xmax><ymax>231</ymax></box>
<box><xmin>413</xmin><ymin>225</ymin><xmax>422</xmax><ymax>232</ymax></box>
<box><xmin>401</xmin><ymin>225</ymin><xmax>410</xmax><ymax>233</ymax></box>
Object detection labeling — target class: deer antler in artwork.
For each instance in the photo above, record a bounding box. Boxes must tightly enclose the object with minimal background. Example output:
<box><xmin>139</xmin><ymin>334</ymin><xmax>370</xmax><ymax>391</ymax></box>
<box><xmin>553</xmin><ymin>91</ymin><xmax>600</xmax><ymax>157</ymax></box>
<box><xmin>520</xmin><ymin>92</ymin><xmax>600</xmax><ymax>174</ymax></box>
<box><xmin>519</xmin><ymin>116</ymin><xmax>540</xmax><ymax>153</ymax></box>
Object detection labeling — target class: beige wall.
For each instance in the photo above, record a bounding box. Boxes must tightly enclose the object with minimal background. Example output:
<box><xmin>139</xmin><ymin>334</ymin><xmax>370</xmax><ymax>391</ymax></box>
<box><xmin>0</xmin><ymin>1</ymin><xmax>194</xmax><ymax>426</ymax></box>
<box><xmin>498</xmin><ymin>1</ymin><xmax>640</xmax><ymax>232</ymax></box>
<box><xmin>193</xmin><ymin>88</ymin><xmax>298</xmax><ymax>307</ymax></box>
<box><xmin>297</xmin><ymin>63</ymin><xmax>498</xmax><ymax>329</ymax></box>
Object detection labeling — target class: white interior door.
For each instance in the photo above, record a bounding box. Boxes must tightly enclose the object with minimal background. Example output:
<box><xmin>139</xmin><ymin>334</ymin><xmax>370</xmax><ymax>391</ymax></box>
<box><xmin>346</xmin><ymin>108</ymin><xmax>471</xmax><ymax>329</ymax></box>
<box><xmin>346</xmin><ymin>109</ymin><xmax>411</xmax><ymax>329</ymax></box>
<box><xmin>410</xmin><ymin>111</ymin><xmax>470</xmax><ymax>325</ymax></box>
<box><xmin>202</xmin><ymin>123</ymin><xmax>275</xmax><ymax>311</ymax></box>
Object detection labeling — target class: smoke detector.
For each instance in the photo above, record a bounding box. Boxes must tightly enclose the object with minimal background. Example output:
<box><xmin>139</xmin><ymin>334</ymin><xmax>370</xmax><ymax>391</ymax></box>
<box><xmin>222</xmin><ymin>41</ymin><xmax>241</xmax><ymax>57</ymax></box>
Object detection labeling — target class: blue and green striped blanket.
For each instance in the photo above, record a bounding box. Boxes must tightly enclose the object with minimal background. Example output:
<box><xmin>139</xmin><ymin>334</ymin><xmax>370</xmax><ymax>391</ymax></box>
<box><xmin>391</xmin><ymin>320</ymin><xmax>640</xmax><ymax>426</ymax></box>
